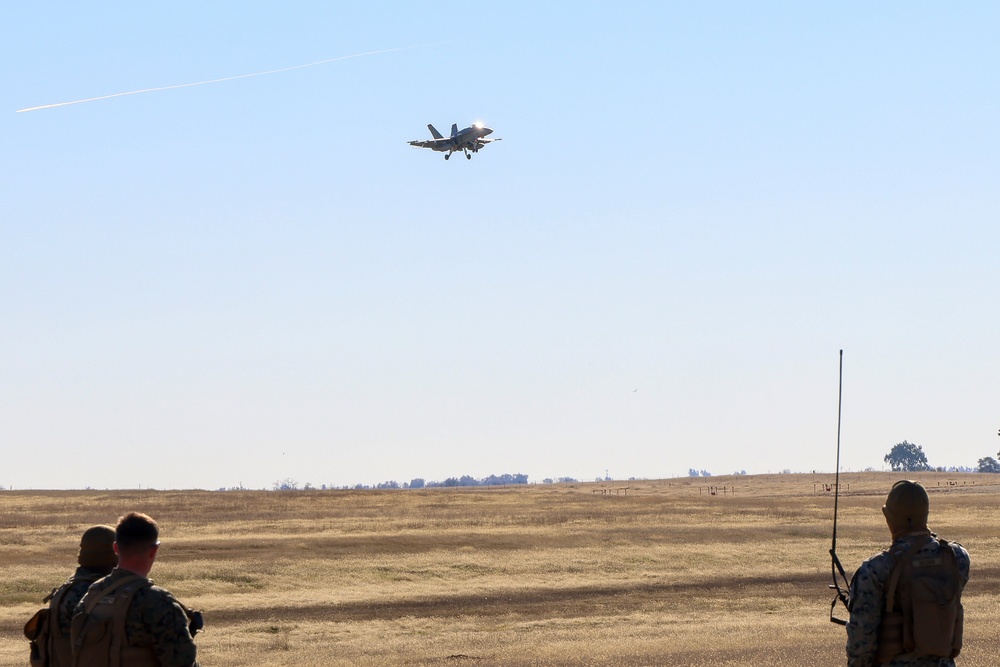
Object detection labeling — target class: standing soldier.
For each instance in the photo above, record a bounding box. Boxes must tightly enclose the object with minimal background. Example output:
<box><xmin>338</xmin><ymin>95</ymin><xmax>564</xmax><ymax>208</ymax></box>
<box><xmin>72</xmin><ymin>512</ymin><xmax>200</xmax><ymax>667</ymax></box>
<box><xmin>25</xmin><ymin>525</ymin><xmax>118</xmax><ymax>667</ymax></box>
<box><xmin>847</xmin><ymin>480</ymin><xmax>970</xmax><ymax>667</ymax></box>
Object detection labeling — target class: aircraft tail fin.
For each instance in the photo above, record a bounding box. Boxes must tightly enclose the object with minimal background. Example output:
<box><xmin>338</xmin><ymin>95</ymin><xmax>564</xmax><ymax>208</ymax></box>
<box><xmin>427</xmin><ymin>124</ymin><xmax>443</xmax><ymax>139</ymax></box>
<box><xmin>450</xmin><ymin>123</ymin><xmax>458</xmax><ymax>138</ymax></box>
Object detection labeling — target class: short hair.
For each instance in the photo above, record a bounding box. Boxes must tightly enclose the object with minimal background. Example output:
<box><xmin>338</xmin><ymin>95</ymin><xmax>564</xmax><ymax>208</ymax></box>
<box><xmin>115</xmin><ymin>512</ymin><xmax>159</xmax><ymax>551</ymax></box>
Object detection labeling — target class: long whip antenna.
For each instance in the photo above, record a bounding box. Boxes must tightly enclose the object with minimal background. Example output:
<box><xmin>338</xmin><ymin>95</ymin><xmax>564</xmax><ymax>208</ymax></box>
<box><xmin>829</xmin><ymin>349</ymin><xmax>850</xmax><ymax>624</ymax></box>
<box><xmin>832</xmin><ymin>349</ymin><xmax>844</xmax><ymax>555</ymax></box>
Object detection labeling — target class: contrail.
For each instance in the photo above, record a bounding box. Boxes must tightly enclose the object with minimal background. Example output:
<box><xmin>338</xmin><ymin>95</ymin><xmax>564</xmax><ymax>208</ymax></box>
<box><xmin>17</xmin><ymin>45</ymin><xmax>423</xmax><ymax>113</ymax></box>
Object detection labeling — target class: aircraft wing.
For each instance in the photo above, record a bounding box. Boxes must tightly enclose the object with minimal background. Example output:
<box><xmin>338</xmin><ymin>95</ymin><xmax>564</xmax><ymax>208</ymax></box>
<box><xmin>408</xmin><ymin>139</ymin><xmax>449</xmax><ymax>149</ymax></box>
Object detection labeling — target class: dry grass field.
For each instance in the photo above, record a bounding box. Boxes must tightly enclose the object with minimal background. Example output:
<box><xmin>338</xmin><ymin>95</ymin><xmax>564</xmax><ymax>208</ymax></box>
<box><xmin>1</xmin><ymin>472</ymin><xmax>998</xmax><ymax>666</ymax></box>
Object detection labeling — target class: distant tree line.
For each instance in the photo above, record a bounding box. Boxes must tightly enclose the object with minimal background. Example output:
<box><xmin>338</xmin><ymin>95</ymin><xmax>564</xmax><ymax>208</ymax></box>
<box><xmin>883</xmin><ymin>440</ymin><xmax>1000</xmax><ymax>474</ymax></box>
<box><xmin>251</xmin><ymin>441</ymin><xmax>1000</xmax><ymax>492</ymax></box>
<box><xmin>370</xmin><ymin>473</ymin><xmax>530</xmax><ymax>489</ymax></box>
<box><xmin>267</xmin><ymin>473</ymin><xmax>532</xmax><ymax>491</ymax></box>
<box><xmin>436</xmin><ymin>473</ymin><xmax>529</xmax><ymax>487</ymax></box>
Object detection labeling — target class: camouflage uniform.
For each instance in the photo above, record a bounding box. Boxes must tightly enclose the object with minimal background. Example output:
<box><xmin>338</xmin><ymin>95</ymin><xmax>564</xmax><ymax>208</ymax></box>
<box><xmin>76</xmin><ymin>568</ymin><xmax>198</xmax><ymax>667</ymax></box>
<box><xmin>55</xmin><ymin>566</ymin><xmax>115</xmax><ymax>636</ymax></box>
<box><xmin>846</xmin><ymin>532</ymin><xmax>970</xmax><ymax>667</ymax></box>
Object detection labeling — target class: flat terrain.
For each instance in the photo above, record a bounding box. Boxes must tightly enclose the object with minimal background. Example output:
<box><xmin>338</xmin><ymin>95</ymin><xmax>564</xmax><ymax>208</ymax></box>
<box><xmin>1</xmin><ymin>472</ymin><xmax>998</xmax><ymax>666</ymax></box>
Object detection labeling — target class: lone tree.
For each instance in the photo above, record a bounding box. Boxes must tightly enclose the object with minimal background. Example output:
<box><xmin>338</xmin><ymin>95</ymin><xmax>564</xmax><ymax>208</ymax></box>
<box><xmin>978</xmin><ymin>456</ymin><xmax>1000</xmax><ymax>473</ymax></box>
<box><xmin>884</xmin><ymin>441</ymin><xmax>931</xmax><ymax>472</ymax></box>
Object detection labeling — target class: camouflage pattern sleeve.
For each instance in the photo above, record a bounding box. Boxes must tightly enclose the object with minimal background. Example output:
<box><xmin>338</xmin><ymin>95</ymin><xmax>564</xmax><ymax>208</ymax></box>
<box><xmin>952</xmin><ymin>542</ymin><xmax>971</xmax><ymax>584</ymax></box>
<box><xmin>846</xmin><ymin>557</ymin><xmax>884</xmax><ymax>667</ymax></box>
<box><xmin>129</xmin><ymin>585</ymin><xmax>199</xmax><ymax>667</ymax></box>
<box><xmin>58</xmin><ymin>579</ymin><xmax>96</xmax><ymax>636</ymax></box>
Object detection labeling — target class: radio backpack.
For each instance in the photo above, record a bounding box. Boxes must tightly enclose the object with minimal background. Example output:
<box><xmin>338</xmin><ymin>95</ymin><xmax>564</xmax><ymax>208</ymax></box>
<box><xmin>70</xmin><ymin>574</ymin><xmax>152</xmax><ymax>667</ymax></box>
<box><xmin>876</xmin><ymin>536</ymin><xmax>965</xmax><ymax>664</ymax></box>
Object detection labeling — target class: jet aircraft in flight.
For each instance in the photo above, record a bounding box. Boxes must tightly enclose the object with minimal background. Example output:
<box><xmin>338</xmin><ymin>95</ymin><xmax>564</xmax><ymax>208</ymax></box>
<box><xmin>408</xmin><ymin>122</ymin><xmax>499</xmax><ymax>160</ymax></box>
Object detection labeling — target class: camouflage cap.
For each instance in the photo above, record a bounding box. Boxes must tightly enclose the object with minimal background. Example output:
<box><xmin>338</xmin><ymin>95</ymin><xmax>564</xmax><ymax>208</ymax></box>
<box><xmin>78</xmin><ymin>525</ymin><xmax>117</xmax><ymax>567</ymax></box>
<box><xmin>882</xmin><ymin>480</ymin><xmax>929</xmax><ymax>530</ymax></box>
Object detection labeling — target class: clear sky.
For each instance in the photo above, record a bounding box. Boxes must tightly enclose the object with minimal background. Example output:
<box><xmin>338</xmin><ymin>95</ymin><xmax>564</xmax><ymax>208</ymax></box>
<box><xmin>3</xmin><ymin>2</ymin><xmax>998</xmax><ymax>490</ymax></box>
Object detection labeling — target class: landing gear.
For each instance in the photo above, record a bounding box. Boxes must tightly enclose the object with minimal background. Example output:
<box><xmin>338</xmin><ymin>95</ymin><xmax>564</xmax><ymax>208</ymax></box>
<box><xmin>466</xmin><ymin>153</ymin><xmax>472</xmax><ymax>160</ymax></box>
<box><xmin>444</xmin><ymin>154</ymin><xmax>450</xmax><ymax>160</ymax></box>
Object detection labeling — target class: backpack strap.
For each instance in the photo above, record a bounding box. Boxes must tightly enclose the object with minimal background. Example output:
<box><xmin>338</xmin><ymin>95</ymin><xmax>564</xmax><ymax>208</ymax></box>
<box><xmin>50</xmin><ymin>572</ymin><xmax>107</xmax><ymax>639</ymax></box>
<box><xmin>43</xmin><ymin>576</ymin><xmax>80</xmax><ymax>662</ymax></box>
<box><xmin>883</xmin><ymin>534</ymin><xmax>936</xmax><ymax>613</ymax></box>
<box><xmin>47</xmin><ymin>581</ymin><xmax>71</xmax><ymax>659</ymax></box>
<box><xmin>81</xmin><ymin>574</ymin><xmax>146</xmax><ymax>616</ymax></box>
<box><xmin>883</xmin><ymin>553</ymin><xmax>904</xmax><ymax>613</ymax></box>
<box><xmin>42</xmin><ymin>584</ymin><xmax>62</xmax><ymax>604</ymax></box>
<box><xmin>109</xmin><ymin>579</ymin><xmax>150</xmax><ymax>667</ymax></box>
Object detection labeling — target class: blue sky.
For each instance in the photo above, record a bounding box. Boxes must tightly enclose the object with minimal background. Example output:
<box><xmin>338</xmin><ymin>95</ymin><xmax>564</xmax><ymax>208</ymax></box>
<box><xmin>3</xmin><ymin>3</ymin><xmax>998</xmax><ymax>489</ymax></box>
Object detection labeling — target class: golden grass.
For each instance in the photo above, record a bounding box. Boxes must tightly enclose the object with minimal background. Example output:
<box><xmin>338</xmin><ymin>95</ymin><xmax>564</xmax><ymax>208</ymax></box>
<box><xmin>1</xmin><ymin>472</ymin><xmax>998</xmax><ymax>666</ymax></box>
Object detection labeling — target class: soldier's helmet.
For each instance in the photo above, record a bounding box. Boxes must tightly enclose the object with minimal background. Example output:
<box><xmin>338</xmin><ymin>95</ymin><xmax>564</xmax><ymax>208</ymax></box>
<box><xmin>882</xmin><ymin>480</ymin><xmax>930</xmax><ymax>530</ymax></box>
<box><xmin>78</xmin><ymin>525</ymin><xmax>118</xmax><ymax>568</ymax></box>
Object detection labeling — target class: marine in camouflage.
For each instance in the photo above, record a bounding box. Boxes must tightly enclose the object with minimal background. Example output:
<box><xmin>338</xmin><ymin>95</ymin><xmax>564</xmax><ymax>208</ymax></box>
<box><xmin>36</xmin><ymin>524</ymin><xmax>118</xmax><ymax>666</ymax></box>
<box><xmin>77</xmin><ymin>568</ymin><xmax>198</xmax><ymax>667</ymax></box>
<box><xmin>846</xmin><ymin>532</ymin><xmax>970</xmax><ymax>667</ymax></box>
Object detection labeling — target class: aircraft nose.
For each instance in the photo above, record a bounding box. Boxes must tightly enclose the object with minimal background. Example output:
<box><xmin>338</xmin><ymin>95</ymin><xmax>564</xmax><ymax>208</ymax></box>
<box><xmin>483</xmin><ymin>127</ymin><xmax>493</xmax><ymax>135</ymax></box>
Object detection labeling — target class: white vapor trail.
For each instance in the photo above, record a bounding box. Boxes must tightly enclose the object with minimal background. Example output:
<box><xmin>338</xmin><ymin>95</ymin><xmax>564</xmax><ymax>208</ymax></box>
<box><xmin>17</xmin><ymin>45</ymin><xmax>421</xmax><ymax>113</ymax></box>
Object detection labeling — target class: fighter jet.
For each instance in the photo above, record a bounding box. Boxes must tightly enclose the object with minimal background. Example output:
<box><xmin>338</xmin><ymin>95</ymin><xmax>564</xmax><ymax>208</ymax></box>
<box><xmin>408</xmin><ymin>122</ymin><xmax>499</xmax><ymax>160</ymax></box>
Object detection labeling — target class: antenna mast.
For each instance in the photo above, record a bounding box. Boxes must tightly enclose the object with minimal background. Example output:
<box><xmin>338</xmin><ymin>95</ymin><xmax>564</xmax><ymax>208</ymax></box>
<box><xmin>829</xmin><ymin>349</ymin><xmax>850</xmax><ymax>624</ymax></box>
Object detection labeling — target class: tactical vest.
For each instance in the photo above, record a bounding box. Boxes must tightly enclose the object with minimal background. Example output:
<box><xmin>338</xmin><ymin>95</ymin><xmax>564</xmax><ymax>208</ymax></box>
<box><xmin>70</xmin><ymin>575</ymin><xmax>159</xmax><ymax>667</ymax></box>
<box><xmin>24</xmin><ymin>572</ymin><xmax>105</xmax><ymax>667</ymax></box>
<box><xmin>875</xmin><ymin>536</ymin><xmax>965</xmax><ymax>665</ymax></box>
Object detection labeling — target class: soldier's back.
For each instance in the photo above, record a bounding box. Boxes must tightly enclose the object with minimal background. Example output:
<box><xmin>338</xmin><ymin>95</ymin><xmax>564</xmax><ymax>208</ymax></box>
<box><xmin>850</xmin><ymin>534</ymin><xmax>969</xmax><ymax>667</ymax></box>
<box><xmin>74</xmin><ymin>568</ymin><xmax>197</xmax><ymax>667</ymax></box>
